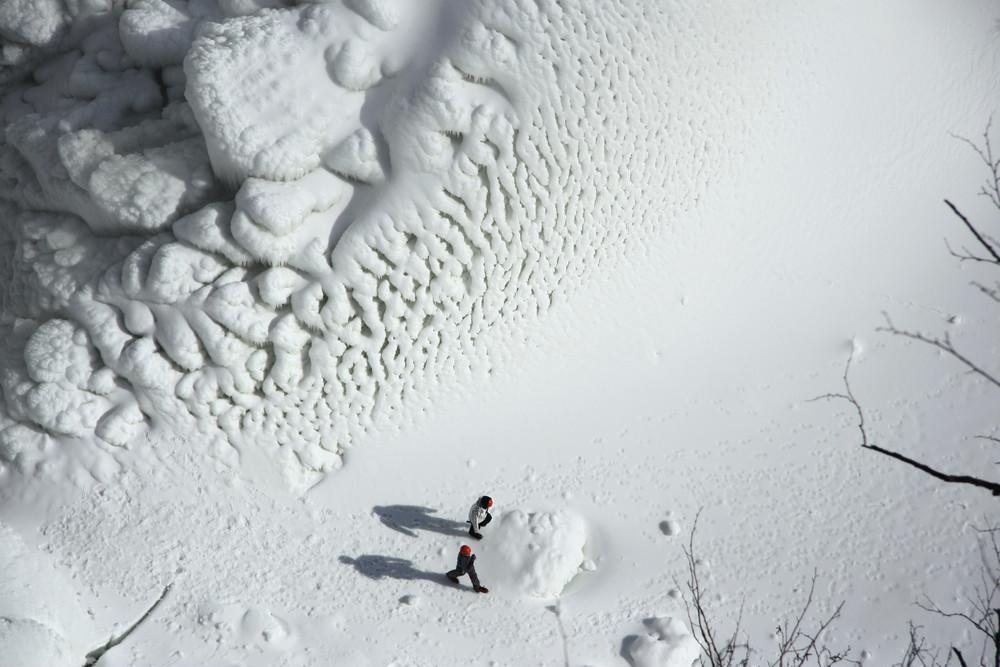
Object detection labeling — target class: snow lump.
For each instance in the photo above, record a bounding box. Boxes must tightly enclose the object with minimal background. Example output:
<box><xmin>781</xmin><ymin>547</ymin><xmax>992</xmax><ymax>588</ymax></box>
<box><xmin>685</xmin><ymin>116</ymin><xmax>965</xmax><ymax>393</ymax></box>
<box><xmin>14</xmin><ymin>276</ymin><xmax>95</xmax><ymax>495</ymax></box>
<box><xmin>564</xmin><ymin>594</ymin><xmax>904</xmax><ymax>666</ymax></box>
<box><xmin>625</xmin><ymin>617</ymin><xmax>701</xmax><ymax>667</ymax></box>
<box><xmin>480</xmin><ymin>509</ymin><xmax>588</xmax><ymax>598</ymax></box>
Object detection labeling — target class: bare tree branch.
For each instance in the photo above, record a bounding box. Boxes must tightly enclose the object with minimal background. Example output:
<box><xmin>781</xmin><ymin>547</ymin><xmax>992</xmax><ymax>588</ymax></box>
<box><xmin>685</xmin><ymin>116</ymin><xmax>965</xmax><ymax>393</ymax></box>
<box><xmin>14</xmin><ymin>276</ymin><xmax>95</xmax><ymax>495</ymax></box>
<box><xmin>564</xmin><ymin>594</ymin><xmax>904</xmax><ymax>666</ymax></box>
<box><xmin>878</xmin><ymin>312</ymin><xmax>1000</xmax><ymax>391</ymax></box>
<box><xmin>677</xmin><ymin>517</ymin><xmax>855</xmax><ymax>667</ymax></box>
<box><xmin>912</xmin><ymin>524</ymin><xmax>1000</xmax><ymax>666</ymax></box>
<box><xmin>944</xmin><ymin>199</ymin><xmax>1000</xmax><ymax>264</ymax></box>
<box><xmin>862</xmin><ymin>444</ymin><xmax>1000</xmax><ymax>497</ymax></box>
<box><xmin>895</xmin><ymin>622</ymin><xmax>946</xmax><ymax>667</ymax></box>
<box><xmin>809</xmin><ymin>351</ymin><xmax>869</xmax><ymax>447</ymax></box>
<box><xmin>972</xmin><ymin>281</ymin><xmax>1000</xmax><ymax>304</ymax></box>
<box><xmin>814</xmin><ymin>351</ymin><xmax>1000</xmax><ymax>497</ymax></box>
<box><xmin>952</xmin><ymin>117</ymin><xmax>1000</xmax><ymax>211</ymax></box>
<box><xmin>945</xmin><ymin>238</ymin><xmax>1000</xmax><ymax>265</ymax></box>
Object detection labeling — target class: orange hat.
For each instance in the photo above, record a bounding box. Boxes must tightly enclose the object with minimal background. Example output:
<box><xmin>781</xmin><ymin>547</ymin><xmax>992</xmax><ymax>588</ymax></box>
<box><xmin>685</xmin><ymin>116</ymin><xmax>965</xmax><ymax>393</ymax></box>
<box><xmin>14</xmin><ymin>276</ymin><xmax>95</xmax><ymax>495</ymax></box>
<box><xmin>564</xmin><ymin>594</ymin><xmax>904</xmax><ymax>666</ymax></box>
<box><xmin>459</xmin><ymin>545</ymin><xmax>472</xmax><ymax>556</ymax></box>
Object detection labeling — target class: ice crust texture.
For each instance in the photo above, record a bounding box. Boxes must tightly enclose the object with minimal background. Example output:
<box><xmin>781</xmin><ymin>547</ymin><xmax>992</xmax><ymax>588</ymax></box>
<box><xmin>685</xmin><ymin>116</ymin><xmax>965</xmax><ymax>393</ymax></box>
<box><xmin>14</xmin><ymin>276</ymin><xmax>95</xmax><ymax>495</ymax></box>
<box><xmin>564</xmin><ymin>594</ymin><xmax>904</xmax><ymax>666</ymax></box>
<box><xmin>0</xmin><ymin>0</ymin><xmax>751</xmax><ymax>487</ymax></box>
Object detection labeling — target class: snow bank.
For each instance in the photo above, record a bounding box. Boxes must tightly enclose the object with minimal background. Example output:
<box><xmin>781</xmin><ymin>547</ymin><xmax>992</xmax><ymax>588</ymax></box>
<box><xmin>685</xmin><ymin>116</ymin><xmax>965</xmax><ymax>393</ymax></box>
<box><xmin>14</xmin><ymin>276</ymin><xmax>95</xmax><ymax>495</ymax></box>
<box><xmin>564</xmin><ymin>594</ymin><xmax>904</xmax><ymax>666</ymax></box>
<box><xmin>0</xmin><ymin>522</ymin><xmax>93</xmax><ymax>667</ymax></box>
<box><xmin>479</xmin><ymin>509</ymin><xmax>588</xmax><ymax>598</ymax></box>
<box><xmin>625</xmin><ymin>617</ymin><xmax>701</xmax><ymax>667</ymax></box>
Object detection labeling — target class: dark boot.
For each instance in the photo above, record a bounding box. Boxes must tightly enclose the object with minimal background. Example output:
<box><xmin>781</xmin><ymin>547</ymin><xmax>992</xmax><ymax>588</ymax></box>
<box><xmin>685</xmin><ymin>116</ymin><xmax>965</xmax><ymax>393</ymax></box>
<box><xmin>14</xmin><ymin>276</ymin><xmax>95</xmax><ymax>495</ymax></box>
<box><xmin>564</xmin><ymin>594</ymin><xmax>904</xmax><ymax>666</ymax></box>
<box><xmin>467</xmin><ymin>564</ymin><xmax>485</xmax><ymax>593</ymax></box>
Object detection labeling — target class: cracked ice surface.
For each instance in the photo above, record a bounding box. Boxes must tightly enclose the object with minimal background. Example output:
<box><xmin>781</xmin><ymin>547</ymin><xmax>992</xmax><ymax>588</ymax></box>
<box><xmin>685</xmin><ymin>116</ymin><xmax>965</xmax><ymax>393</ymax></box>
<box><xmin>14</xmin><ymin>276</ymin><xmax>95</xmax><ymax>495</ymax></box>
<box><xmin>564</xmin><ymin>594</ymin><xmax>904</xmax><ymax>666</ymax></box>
<box><xmin>0</xmin><ymin>0</ymin><xmax>777</xmax><ymax>488</ymax></box>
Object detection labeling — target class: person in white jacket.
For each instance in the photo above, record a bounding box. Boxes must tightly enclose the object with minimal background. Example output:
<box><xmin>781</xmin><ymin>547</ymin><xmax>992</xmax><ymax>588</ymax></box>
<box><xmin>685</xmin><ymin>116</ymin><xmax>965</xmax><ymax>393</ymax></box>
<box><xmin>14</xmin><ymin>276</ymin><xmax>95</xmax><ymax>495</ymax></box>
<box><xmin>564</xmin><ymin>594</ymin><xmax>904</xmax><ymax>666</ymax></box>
<box><xmin>467</xmin><ymin>495</ymin><xmax>493</xmax><ymax>539</ymax></box>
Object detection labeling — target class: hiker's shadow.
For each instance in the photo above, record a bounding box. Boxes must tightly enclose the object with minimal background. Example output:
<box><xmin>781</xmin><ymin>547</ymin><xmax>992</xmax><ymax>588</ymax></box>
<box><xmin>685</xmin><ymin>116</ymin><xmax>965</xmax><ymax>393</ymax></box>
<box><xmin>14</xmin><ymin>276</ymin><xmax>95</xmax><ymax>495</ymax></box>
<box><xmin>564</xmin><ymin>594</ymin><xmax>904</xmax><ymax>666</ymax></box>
<box><xmin>339</xmin><ymin>555</ymin><xmax>450</xmax><ymax>587</ymax></box>
<box><xmin>373</xmin><ymin>504</ymin><xmax>468</xmax><ymax>538</ymax></box>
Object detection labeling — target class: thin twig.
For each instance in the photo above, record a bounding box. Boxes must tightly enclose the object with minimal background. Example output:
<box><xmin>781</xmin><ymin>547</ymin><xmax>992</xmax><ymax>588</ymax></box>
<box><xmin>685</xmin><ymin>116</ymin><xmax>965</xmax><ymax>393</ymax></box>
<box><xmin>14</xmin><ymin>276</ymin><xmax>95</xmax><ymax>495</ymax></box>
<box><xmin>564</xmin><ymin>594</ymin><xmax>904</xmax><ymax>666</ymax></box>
<box><xmin>679</xmin><ymin>515</ymin><xmax>852</xmax><ymax>666</ymax></box>
<box><xmin>945</xmin><ymin>237</ymin><xmax>1000</xmax><ymax>264</ymax></box>
<box><xmin>809</xmin><ymin>352</ymin><xmax>869</xmax><ymax>447</ymax></box>
<box><xmin>972</xmin><ymin>281</ymin><xmax>1000</xmax><ymax>304</ymax></box>
<box><xmin>878</xmin><ymin>313</ymin><xmax>1000</xmax><ymax>391</ymax></box>
<box><xmin>952</xmin><ymin>117</ymin><xmax>1000</xmax><ymax>210</ymax></box>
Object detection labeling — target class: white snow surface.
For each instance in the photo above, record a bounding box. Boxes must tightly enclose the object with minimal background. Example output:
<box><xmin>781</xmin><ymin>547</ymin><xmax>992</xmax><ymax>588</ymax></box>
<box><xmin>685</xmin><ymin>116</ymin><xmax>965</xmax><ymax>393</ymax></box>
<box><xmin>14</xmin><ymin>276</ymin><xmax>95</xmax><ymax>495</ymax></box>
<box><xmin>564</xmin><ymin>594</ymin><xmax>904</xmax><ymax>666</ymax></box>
<box><xmin>0</xmin><ymin>0</ymin><xmax>998</xmax><ymax>665</ymax></box>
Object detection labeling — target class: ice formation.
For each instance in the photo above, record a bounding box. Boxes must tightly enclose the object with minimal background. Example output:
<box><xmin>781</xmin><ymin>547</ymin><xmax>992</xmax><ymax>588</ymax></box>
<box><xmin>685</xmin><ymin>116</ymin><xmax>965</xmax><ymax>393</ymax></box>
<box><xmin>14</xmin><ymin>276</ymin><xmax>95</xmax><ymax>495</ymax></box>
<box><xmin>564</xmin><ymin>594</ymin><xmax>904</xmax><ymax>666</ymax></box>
<box><xmin>479</xmin><ymin>509</ymin><xmax>587</xmax><ymax>598</ymax></box>
<box><xmin>0</xmin><ymin>0</ymin><xmax>741</xmax><ymax>486</ymax></box>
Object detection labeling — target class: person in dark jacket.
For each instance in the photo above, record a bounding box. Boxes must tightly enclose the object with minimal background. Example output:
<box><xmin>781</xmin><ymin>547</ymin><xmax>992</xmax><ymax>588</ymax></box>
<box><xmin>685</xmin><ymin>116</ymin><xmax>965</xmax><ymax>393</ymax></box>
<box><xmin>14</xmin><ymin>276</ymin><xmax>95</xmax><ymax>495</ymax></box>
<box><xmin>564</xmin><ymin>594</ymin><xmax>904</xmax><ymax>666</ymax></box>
<box><xmin>446</xmin><ymin>544</ymin><xmax>488</xmax><ymax>593</ymax></box>
<box><xmin>467</xmin><ymin>495</ymin><xmax>493</xmax><ymax>539</ymax></box>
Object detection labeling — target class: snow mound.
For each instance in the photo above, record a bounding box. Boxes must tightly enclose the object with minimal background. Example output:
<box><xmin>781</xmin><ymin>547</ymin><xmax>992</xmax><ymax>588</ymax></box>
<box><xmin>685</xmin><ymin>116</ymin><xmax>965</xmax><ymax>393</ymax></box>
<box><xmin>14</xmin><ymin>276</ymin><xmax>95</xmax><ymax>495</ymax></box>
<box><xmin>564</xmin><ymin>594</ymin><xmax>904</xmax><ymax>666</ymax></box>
<box><xmin>625</xmin><ymin>617</ymin><xmax>701</xmax><ymax>667</ymax></box>
<box><xmin>0</xmin><ymin>522</ymin><xmax>92</xmax><ymax>667</ymax></box>
<box><xmin>480</xmin><ymin>509</ymin><xmax>587</xmax><ymax>598</ymax></box>
<box><xmin>0</xmin><ymin>618</ymin><xmax>77</xmax><ymax>667</ymax></box>
<box><xmin>16</xmin><ymin>318</ymin><xmax>117</xmax><ymax>438</ymax></box>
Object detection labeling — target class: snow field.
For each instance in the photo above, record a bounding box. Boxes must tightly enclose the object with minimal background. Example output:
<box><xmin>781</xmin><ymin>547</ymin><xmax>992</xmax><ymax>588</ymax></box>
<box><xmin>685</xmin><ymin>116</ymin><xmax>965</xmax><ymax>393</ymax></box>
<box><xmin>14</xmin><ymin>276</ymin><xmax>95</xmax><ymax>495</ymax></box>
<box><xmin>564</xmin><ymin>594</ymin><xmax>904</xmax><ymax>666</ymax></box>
<box><xmin>27</xmin><ymin>453</ymin><xmax>606</xmax><ymax>665</ymax></box>
<box><xmin>0</xmin><ymin>0</ymin><xmax>998</xmax><ymax>665</ymax></box>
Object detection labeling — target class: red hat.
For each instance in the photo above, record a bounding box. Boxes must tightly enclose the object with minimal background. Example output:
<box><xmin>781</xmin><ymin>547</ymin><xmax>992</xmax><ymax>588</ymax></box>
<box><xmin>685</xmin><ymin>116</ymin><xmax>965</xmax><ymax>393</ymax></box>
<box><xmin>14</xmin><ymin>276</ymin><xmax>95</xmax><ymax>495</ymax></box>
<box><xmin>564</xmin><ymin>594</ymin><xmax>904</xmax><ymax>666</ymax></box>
<box><xmin>459</xmin><ymin>545</ymin><xmax>472</xmax><ymax>556</ymax></box>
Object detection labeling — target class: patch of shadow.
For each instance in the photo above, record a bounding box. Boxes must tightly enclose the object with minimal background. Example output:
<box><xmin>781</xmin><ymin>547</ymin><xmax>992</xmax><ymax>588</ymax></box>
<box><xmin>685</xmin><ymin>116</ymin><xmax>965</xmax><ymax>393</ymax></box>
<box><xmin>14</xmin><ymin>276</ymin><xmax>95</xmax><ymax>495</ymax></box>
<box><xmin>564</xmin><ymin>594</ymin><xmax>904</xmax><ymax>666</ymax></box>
<box><xmin>659</xmin><ymin>520</ymin><xmax>677</xmax><ymax>536</ymax></box>
<box><xmin>546</xmin><ymin>604</ymin><xmax>570</xmax><ymax>667</ymax></box>
<box><xmin>619</xmin><ymin>634</ymin><xmax>640</xmax><ymax>665</ymax></box>
<box><xmin>339</xmin><ymin>554</ymin><xmax>451</xmax><ymax>587</ymax></box>
<box><xmin>372</xmin><ymin>504</ymin><xmax>468</xmax><ymax>538</ymax></box>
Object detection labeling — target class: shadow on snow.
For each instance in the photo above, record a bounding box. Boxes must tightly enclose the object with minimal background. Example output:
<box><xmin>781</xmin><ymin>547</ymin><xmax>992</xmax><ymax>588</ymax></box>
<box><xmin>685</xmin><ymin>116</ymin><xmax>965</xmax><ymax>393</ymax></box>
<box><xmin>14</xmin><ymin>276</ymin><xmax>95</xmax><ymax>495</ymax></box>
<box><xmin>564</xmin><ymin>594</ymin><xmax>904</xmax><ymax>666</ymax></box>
<box><xmin>372</xmin><ymin>504</ymin><xmax>469</xmax><ymax>538</ymax></box>
<box><xmin>338</xmin><ymin>554</ymin><xmax>452</xmax><ymax>587</ymax></box>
